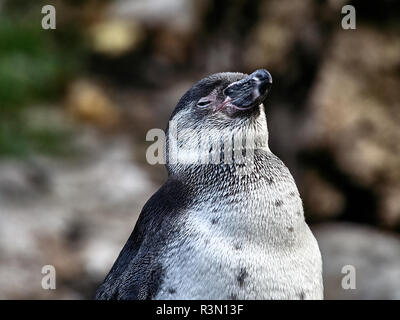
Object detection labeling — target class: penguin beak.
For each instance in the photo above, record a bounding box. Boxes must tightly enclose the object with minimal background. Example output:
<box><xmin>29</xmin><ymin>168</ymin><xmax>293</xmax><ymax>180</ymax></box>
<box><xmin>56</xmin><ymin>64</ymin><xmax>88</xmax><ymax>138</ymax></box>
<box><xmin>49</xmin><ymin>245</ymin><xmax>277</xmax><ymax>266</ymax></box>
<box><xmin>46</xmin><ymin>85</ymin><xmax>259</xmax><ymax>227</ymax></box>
<box><xmin>220</xmin><ymin>69</ymin><xmax>272</xmax><ymax>111</ymax></box>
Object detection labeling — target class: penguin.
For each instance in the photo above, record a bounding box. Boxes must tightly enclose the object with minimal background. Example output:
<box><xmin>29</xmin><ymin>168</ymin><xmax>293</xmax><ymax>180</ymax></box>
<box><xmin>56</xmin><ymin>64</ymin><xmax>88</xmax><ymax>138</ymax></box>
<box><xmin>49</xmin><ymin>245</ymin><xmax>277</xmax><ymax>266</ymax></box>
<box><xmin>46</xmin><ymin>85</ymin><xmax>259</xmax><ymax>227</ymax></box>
<box><xmin>95</xmin><ymin>69</ymin><xmax>323</xmax><ymax>300</ymax></box>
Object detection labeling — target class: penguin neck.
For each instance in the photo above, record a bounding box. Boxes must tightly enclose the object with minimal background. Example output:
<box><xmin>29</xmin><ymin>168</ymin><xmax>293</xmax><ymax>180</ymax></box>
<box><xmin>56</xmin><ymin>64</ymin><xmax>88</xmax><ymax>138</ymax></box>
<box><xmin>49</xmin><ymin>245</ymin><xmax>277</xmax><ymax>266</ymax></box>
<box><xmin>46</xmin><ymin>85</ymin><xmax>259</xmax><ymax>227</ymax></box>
<box><xmin>168</xmin><ymin>148</ymin><xmax>274</xmax><ymax>193</ymax></box>
<box><xmin>166</xmin><ymin>107</ymin><xmax>271</xmax><ymax>183</ymax></box>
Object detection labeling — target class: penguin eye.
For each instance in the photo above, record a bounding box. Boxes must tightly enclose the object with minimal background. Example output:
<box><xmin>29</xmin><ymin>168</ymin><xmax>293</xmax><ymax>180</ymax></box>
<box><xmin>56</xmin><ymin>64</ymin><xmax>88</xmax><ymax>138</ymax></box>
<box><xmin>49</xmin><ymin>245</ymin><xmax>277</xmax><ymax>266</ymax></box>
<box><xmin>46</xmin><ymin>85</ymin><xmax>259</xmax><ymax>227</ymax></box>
<box><xmin>197</xmin><ymin>97</ymin><xmax>212</xmax><ymax>108</ymax></box>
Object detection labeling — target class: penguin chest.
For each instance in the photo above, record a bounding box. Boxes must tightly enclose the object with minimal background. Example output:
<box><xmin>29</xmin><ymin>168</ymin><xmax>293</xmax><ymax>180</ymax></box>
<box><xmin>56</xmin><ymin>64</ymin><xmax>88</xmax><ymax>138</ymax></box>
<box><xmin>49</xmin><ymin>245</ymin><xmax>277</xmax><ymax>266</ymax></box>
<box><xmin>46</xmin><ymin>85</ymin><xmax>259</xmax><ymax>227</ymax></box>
<box><xmin>154</xmin><ymin>192</ymin><xmax>323</xmax><ymax>300</ymax></box>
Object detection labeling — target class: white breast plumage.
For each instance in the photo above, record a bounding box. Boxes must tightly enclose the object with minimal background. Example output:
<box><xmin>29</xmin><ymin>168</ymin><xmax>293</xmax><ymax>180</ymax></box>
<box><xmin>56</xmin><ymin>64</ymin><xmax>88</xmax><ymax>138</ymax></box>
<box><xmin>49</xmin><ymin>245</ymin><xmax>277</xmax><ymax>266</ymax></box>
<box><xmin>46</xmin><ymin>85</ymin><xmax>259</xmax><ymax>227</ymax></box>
<box><xmin>155</xmin><ymin>163</ymin><xmax>323</xmax><ymax>300</ymax></box>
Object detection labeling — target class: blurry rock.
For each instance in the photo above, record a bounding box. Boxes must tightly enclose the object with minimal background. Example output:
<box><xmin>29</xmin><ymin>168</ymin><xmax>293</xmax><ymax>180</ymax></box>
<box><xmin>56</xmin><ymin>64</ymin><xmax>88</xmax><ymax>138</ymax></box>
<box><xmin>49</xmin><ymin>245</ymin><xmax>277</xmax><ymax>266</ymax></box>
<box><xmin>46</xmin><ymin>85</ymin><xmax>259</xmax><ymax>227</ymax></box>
<box><xmin>66</xmin><ymin>80</ymin><xmax>120</xmax><ymax>129</ymax></box>
<box><xmin>302</xmin><ymin>170</ymin><xmax>345</xmax><ymax>220</ymax></box>
<box><xmin>302</xmin><ymin>26</ymin><xmax>400</xmax><ymax>227</ymax></box>
<box><xmin>244</xmin><ymin>0</ymin><xmax>316</xmax><ymax>71</ymax></box>
<box><xmin>0</xmin><ymin>160</ymin><xmax>49</xmax><ymax>201</ymax></box>
<box><xmin>0</xmin><ymin>128</ymin><xmax>156</xmax><ymax>299</ymax></box>
<box><xmin>89</xmin><ymin>20</ymin><xmax>143</xmax><ymax>56</ymax></box>
<box><xmin>108</xmin><ymin>0</ymin><xmax>196</xmax><ymax>33</ymax></box>
<box><xmin>314</xmin><ymin>223</ymin><xmax>400</xmax><ymax>299</ymax></box>
<box><xmin>154</xmin><ymin>29</ymin><xmax>191</xmax><ymax>64</ymax></box>
<box><xmin>380</xmin><ymin>187</ymin><xmax>400</xmax><ymax>228</ymax></box>
<box><xmin>37</xmin><ymin>234</ymin><xmax>84</xmax><ymax>281</ymax></box>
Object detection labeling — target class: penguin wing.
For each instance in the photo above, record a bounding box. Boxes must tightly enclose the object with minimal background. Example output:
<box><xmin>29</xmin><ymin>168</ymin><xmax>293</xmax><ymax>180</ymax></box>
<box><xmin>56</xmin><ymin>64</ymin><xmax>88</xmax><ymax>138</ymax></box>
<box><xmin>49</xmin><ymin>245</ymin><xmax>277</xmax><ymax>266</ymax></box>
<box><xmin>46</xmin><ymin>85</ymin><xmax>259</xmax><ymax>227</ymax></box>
<box><xmin>95</xmin><ymin>179</ymin><xmax>190</xmax><ymax>300</ymax></box>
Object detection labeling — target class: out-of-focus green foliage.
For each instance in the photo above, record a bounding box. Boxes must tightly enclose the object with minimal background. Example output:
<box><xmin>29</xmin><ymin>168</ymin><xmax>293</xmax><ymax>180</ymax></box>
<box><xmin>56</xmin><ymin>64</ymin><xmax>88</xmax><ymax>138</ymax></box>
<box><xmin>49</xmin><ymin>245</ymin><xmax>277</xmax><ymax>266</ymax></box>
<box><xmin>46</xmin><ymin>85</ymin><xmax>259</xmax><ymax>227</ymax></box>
<box><xmin>0</xmin><ymin>4</ymin><xmax>86</xmax><ymax>157</ymax></box>
<box><xmin>0</xmin><ymin>19</ymin><xmax>61</xmax><ymax>108</ymax></box>
<box><xmin>0</xmin><ymin>122</ymin><xmax>76</xmax><ymax>157</ymax></box>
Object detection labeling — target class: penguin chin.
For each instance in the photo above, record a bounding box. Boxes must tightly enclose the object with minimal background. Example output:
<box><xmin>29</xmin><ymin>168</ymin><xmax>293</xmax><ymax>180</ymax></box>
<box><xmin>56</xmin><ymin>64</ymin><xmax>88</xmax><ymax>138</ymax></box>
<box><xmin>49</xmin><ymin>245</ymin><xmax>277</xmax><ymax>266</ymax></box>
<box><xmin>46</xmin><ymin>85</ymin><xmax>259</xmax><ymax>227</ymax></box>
<box><xmin>217</xmin><ymin>91</ymin><xmax>269</xmax><ymax>119</ymax></box>
<box><xmin>223</xmin><ymin>102</ymin><xmax>263</xmax><ymax>119</ymax></box>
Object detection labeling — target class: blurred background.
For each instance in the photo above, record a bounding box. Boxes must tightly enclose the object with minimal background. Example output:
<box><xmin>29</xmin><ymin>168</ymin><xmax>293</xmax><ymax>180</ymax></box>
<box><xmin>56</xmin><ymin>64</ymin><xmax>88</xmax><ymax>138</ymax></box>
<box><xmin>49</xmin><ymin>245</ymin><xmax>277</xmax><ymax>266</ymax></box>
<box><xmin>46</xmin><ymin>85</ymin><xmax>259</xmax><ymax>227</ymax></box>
<box><xmin>0</xmin><ymin>0</ymin><xmax>399</xmax><ymax>299</ymax></box>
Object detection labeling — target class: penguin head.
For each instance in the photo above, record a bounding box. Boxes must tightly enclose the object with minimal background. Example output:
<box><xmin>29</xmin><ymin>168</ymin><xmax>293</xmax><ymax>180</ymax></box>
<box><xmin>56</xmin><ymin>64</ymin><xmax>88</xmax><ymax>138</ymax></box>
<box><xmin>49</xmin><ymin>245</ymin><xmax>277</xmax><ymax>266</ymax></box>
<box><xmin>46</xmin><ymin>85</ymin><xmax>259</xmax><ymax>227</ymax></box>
<box><xmin>166</xmin><ymin>69</ymin><xmax>272</xmax><ymax>172</ymax></box>
<box><xmin>169</xmin><ymin>69</ymin><xmax>272</xmax><ymax>128</ymax></box>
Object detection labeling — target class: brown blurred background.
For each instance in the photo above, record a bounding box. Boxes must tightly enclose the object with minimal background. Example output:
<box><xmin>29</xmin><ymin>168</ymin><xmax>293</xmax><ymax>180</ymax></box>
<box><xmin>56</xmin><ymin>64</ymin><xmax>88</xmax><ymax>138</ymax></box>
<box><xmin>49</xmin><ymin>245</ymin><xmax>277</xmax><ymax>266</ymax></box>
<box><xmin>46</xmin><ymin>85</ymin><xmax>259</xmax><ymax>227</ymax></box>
<box><xmin>0</xmin><ymin>0</ymin><xmax>399</xmax><ymax>299</ymax></box>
